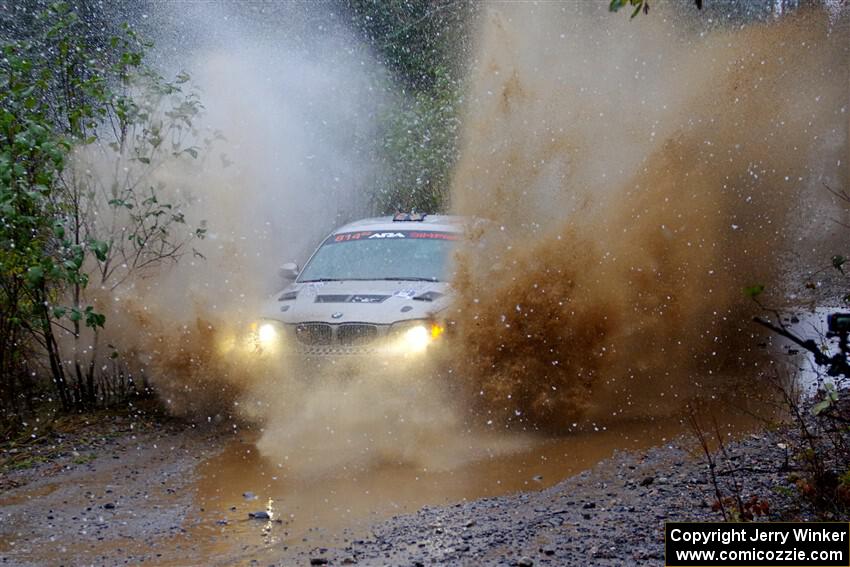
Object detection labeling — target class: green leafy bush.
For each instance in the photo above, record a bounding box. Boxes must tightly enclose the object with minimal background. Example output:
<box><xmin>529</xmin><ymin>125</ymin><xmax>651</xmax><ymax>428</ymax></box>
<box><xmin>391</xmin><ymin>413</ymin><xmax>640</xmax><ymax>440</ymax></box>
<box><xmin>0</xmin><ymin>3</ymin><xmax>207</xmax><ymax>420</ymax></box>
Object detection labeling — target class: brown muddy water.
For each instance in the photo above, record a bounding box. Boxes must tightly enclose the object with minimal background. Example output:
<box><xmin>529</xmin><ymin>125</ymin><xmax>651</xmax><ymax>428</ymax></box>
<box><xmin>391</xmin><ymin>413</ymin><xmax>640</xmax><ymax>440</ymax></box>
<box><xmin>193</xmin><ymin>423</ymin><xmax>678</xmax><ymax>541</ymax></box>
<box><xmin>173</xmin><ymin>378</ymin><xmax>772</xmax><ymax>565</ymax></box>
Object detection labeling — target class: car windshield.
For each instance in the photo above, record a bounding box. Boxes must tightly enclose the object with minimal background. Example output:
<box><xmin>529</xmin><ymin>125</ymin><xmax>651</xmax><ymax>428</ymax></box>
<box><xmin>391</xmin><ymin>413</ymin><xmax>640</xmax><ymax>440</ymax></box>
<box><xmin>298</xmin><ymin>230</ymin><xmax>459</xmax><ymax>282</ymax></box>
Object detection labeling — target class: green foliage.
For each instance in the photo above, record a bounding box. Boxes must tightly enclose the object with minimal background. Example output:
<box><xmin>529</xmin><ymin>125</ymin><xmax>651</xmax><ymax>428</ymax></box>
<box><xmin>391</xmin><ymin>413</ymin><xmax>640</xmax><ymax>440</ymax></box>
<box><xmin>610</xmin><ymin>0</ymin><xmax>704</xmax><ymax>18</ymax></box>
<box><xmin>83</xmin><ymin>68</ymin><xmax>208</xmax><ymax>289</ymax></box>
<box><xmin>811</xmin><ymin>382</ymin><xmax>839</xmax><ymax>417</ymax></box>
<box><xmin>374</xmin><ymin>69</ymin><xmax>462</xmax><ymax>214</ymax></box>
<box><xmin>346</xmin><ymin>0</ymin><xmax>471</xmax><ymax>91</ymax></box>
<box><xmin>743</xmin><ymin>284</ymin><xmax>765</xmax><ymax>298</ymax></box>
<box><xmin>1</xmin><ymin>9</ymin><xmax>77</xmax><ymax>413</ymax></box>
<box><xmin>0</xmin><ymin>3</ymin><xmax>208</xmax><ymax>413</ymax></box>
<box><xmin>609</xmin><ymin>0</ymin><xmax>650</xmax><ymax>18</ymax></box>
<box><xmin>347</xmin><ymin>0</ymin><xmax>473</xmax><ymax>215</ymax></box>
<box><xmin>72</xmin><ymin>452</ymin><xmax>97</xmax><ymax>465</ymax></box>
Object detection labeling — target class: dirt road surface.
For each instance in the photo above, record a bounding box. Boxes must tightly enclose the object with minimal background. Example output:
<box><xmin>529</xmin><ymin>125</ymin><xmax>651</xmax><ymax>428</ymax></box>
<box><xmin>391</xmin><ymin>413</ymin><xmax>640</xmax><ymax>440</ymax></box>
<box><xmin>0</xmin><ymin>406</ymin><xmax>803</xmax><ymax>567</ymax></box>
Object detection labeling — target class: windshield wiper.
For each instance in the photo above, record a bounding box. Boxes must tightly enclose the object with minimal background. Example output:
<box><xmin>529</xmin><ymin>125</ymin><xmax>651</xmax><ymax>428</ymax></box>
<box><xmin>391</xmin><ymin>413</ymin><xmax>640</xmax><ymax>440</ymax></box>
<box><xmin>377</xmin><ymin>277</ymin><xmax>438</xmax><ymax>282</ymax></box>
<box><xmin>300</xmin><ymin>278</ymin><xmax>341</xmax><ymax>282</ymax></box>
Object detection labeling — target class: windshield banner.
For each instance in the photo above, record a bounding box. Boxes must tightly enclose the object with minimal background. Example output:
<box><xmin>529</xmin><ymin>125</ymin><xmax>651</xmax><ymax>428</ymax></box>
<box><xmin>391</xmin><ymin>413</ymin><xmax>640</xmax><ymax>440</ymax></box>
<box><xmin>328</xmin><ymin>231</ymin><xmax>460</xmax><ymax>243</ymax></box>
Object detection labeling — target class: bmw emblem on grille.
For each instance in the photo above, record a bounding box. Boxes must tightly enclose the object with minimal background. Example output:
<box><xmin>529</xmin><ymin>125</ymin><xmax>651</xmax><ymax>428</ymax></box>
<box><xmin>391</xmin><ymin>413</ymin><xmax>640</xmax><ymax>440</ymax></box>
<box><xmin>331</xmin><ymin>312</ymin><xmax>343</xmax><ymax>319</ymax></box>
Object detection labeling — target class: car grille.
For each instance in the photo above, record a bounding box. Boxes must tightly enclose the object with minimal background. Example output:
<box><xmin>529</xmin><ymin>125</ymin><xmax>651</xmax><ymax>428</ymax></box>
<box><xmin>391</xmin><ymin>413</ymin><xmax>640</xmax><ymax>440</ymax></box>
<box><xmin>296</xmin><ymin>345</ymin><xmax>380</xmax><ymax>356</ymax></box>
<box><xmin>337</xmin><ymin>323</ymin><xmax>378</xmax><ymax>346</ymax></box>
<box><xmin>292</xmin><ymin>322</ymin><xmax>380</xmax><ymax>351</ymax></box>
<box><xmin>295</xmin><ymin>323</ymin><xmax>333</xmax><ymax>346</ymax></box>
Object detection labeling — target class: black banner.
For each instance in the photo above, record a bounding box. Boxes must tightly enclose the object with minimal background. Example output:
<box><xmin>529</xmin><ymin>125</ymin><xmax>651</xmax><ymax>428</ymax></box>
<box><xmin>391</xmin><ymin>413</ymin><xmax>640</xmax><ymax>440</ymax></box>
<box><xmin>665</xmin><ymin>522</ymin><xmax>850</xmax><ymax>566</ymax></box>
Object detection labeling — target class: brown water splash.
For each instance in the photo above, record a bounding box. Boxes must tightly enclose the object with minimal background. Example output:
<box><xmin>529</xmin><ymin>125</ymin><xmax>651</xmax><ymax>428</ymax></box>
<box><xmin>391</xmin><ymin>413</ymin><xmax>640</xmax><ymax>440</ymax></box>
<box><xmin>448</xmin><ymin>4</ymin><xmax>849</xmax><ymax>429</ymax></box>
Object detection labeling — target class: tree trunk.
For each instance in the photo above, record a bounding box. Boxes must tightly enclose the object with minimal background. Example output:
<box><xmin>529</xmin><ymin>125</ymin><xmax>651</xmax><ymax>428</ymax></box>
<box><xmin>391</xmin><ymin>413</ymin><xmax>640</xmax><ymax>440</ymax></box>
<box><xmin>86</xmin><ymin>330</ymin><xmax>100</xmax><ymax>406</ymax></box>
<box><xmin>37</xmin><ymin>285</ymin><xmax>71</xmax><ymax>411</ymax></box>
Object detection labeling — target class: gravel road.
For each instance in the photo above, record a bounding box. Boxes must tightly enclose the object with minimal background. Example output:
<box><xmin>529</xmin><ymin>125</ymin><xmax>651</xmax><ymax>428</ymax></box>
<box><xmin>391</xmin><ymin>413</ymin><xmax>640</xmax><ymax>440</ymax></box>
<box><xmin>0</xmin><ymin>413</ymin><xmax>815</xmax><ymax>566</ymax></box>
<box><xmin>279</xmin><ymin>429</ymin><xmax>800</xmax><ymax>567</ymax></box>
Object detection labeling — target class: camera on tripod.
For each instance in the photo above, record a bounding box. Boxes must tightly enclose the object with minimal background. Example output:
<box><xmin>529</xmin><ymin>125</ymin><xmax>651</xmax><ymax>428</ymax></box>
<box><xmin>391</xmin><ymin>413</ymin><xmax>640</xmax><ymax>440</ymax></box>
<box><xmin>827</xmin><ymin>313</ymin><xmax>850</xmax><ymax>335</ymax></box>
<box><xmin>755</xmin><ymin>312</ymin><xmax>850</xmax><ymax>377</ymax></box>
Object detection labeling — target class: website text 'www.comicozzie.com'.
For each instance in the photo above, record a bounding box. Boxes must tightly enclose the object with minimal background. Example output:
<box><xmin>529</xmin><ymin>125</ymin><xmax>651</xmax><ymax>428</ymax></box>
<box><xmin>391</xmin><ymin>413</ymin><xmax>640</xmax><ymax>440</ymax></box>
<box><xmin>665</xmin><ymin>522</ymin><xmax>850</xmax><ymax>567</ymax></box>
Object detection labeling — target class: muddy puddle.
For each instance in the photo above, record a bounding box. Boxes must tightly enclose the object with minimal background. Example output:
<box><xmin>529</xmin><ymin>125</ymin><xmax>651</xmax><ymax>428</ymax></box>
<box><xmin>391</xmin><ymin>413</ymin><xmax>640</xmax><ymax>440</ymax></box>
<box><xmin>176</xmin><ymin>399</ymin><xmax>766</xmax><ymax>564</ymax></box>
<box><xmin>188</xmin><ymin>421</ymin><xmax>682</xmax><ymax>544</ymax></box>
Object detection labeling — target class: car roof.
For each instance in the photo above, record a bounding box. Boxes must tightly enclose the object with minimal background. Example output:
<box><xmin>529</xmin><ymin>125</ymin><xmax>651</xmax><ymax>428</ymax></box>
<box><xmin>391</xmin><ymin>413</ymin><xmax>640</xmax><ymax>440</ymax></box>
<box><xmin>331</xmin><ymin>214</ymin><xmax>467</xmax><ymax>235</ymax></box>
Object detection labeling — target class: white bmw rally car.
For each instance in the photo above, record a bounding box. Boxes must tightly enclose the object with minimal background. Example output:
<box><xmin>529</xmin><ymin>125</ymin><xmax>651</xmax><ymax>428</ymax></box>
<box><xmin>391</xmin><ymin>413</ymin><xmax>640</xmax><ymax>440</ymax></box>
<box><xmin>252</xmin><ymin>213</ymin><xmax>464</xmax><ymax>357</ymax></box>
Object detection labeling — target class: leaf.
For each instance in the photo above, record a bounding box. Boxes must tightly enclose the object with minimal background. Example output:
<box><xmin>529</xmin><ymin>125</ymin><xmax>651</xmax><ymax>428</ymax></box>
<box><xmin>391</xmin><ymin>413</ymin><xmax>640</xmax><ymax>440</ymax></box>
<box><xmin>69</xmin><ymin>308</ymin><xmax>82</xmax><ymax>323</ymax></box>
<box><xmin>825</xmin><ymin>382</ymin><xmax>838</xmax><ymax>400</ymax></box>
<box><xmin>52</xmin><ymin>306</ymin><xmax>67</xmax><ymax>319</ymax></box>
<box><xmin>812</xmin><ymin>383</ymin><xmax>839</xmax><ymax>416</ymax></box>
<box><xmin>26</xmin><ymin>266</ymin><xmax>44</xmax><ymax>286</ymax></box>
<box><xmin>832</xmin><ymin>255</ymin><xmax>846</xmax><ymax>274</ymax></box>
<box><xmin>631</xmin><ymin>1</ymin><xmax>643</xmax><ymax>18</ymax></box>
<box><xmin>183</xmin><ymin>147</ymin><xmax>198</xmax><ymax>159</ymax></box>
<box><xmin>137</xmin><ymin>157</ymin><xmax>151</xmax><ymax>164</ymax></box>
<box><xmin>744</xmin><ymin>284</ymin><xmax>765</xmax><ymax>298</ymax></box>
<box><xmin>812</xmin><ymin>398</ymin><xmax>832</xmax><ymax>416</ymax></box>
<box><xmin>69</xmin><ymin>244</ymin><xmax>84</xmax><ymax>269</ymax></box>
<box><xmin>89</xmin><ymin>239</ymin><xmax>109</xmax><ymax>262</ymax></box>
<box><xmin>609</xmin><ymin>0</ymin><xmax>645</xmax><ymax>17</ymax></box>
<box><xmin>85</xmin><ymin>309</ymin><xmax>106</xmax><ymax>329</ymax></box>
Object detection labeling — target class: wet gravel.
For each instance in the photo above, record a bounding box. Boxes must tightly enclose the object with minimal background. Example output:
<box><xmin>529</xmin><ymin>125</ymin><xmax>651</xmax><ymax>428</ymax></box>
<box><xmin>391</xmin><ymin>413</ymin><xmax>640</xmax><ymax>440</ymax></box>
<box><xmin>0</xmin><ymin>415</ymin><xmax>822</xmax><ymax>566</ymax></box>
<box><xmin>283</xmin><ymin>430</ymin><xmax>802</xmax><ymax>567</ymax></box>
<box><xmin>0</xmin><ymin>420</ymin><xmax>224</xmax><ymax>566</ymax></box>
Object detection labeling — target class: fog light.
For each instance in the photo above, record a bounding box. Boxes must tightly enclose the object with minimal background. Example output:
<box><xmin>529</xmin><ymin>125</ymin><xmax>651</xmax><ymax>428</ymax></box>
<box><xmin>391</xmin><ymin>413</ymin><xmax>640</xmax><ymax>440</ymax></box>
<box><xmin>430</xmin><ymin>323</ymin><xmax>445</xmax><ymax>339</ymax></box>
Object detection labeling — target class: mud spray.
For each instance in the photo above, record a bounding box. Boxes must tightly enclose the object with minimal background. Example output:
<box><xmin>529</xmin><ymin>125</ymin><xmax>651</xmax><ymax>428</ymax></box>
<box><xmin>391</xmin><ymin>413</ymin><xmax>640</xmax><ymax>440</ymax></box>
<box><xmin>448</xmin><ymin>3</ymin><xmax>848</xmax><ymax>430</ymax></box>
<box><xmin>85</xmin><ymin>3</ymin><xmax>384</xmax><ymax>421</ymax></box>
<box><xmin>81</xmin><ymin>4</ymin><xmax>848</xmax><ymax>473</ymax></box>
<box><xmin>74</xmin><ymin>3</ymin><xmax>529</xmax><ymax>477</ymax></box>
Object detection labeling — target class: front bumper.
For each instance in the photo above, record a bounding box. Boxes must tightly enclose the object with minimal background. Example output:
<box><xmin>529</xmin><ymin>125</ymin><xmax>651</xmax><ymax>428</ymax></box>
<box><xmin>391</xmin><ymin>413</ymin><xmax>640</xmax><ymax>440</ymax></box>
<box><xmin>249</xmin><ymin>319</ymin><xmax>446</xmax><ymax>358</ymax></box>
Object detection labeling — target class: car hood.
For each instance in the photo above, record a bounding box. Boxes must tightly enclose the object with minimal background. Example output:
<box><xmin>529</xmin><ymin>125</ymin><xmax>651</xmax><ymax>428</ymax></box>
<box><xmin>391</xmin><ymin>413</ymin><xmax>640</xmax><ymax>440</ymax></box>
<box><xmin>259</xmin><ymin>280</ymin><xmax>453</xmax><ymax>326</ymax></box>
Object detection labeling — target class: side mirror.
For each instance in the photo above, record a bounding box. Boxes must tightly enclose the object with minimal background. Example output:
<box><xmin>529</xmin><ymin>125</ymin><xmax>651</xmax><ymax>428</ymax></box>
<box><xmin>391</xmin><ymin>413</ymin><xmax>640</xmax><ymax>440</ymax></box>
<box><xmin>279</xmin><ymin>262</ymin><xmax>299</xmax><ymax>282</ymax></box>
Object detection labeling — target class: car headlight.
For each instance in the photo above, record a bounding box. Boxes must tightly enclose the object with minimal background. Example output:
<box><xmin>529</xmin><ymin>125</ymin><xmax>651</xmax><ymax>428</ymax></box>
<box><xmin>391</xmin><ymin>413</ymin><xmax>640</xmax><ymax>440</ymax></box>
<box><xmin>402</xmin><ymin>325</ymin><xmax>430</xmax><ymax>353</ymax></box>
<box><xmin>388</xmin><ymin>320</ymin><xmax>445</xmax><ymax>355</ymax></box>
<box><xmin>247</xmin><ymin>319</ymin><xmax>285</xmax><ymax>353</ymax></box>
<box><xmin>258</xmin><ymin>322</ymin><xmax>278</xmax><ymax>347</ymax></box>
